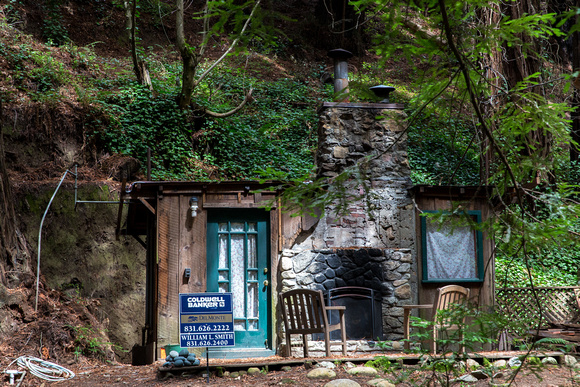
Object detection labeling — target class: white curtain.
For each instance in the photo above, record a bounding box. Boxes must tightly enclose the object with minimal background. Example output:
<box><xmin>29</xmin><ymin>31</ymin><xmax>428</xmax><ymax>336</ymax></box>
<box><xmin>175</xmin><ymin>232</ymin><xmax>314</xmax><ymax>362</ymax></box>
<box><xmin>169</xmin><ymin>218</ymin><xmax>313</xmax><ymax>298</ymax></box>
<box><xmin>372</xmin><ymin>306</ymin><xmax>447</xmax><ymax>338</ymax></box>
<box><xmin>426</xmin><ymin>220</ymin><xmax>476</xmax><ymax>279</ymax></box>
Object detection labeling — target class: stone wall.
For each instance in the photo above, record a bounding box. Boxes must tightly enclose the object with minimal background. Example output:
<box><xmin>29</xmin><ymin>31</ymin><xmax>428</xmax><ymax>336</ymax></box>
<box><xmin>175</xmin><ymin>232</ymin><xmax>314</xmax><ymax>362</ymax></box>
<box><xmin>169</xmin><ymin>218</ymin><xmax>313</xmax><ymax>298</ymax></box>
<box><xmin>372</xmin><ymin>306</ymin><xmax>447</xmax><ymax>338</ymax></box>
<box><xmin>280</xmin><ymin>247</ymin><xmax>413</xmax><ymax>340</ymax></box>
<box><xmin>278</xmin><ymin>103</ymin><xmax>418</xmax><ymax>351</ymax></box>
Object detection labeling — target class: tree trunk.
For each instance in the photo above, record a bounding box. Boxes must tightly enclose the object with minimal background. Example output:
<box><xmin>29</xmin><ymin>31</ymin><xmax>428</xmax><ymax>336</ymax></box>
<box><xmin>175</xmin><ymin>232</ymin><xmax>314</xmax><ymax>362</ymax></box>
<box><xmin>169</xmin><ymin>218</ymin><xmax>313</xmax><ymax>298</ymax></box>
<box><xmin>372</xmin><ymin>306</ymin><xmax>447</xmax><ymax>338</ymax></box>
<box><xmin>480</xmin><ymin>0</ymin><xmax>552</xmax><ymax>185</ymax></box>
<box><xmin>0</xmin><ymin>97</ymin><xmax>31</xmax><ymax>287</ymax></box>
<box><xmin>571</xmin><ymin>2</ymin><xmax>580</xmax><ymax>163</ymax></box>
<box><xmin>176</xmin><ymin>0</ymin><xmax>199</xmax><ymax>109</ymax></box>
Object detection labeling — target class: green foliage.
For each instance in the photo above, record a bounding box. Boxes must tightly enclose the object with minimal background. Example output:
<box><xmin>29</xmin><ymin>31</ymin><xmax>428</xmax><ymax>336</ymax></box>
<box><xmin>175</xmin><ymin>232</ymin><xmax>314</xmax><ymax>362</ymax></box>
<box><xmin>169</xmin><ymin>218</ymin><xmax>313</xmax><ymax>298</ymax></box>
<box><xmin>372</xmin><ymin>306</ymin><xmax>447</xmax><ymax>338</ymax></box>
<box><xmin>42</xmin><ymin>0</ymin><xmax>69</xmax><ymax>46</ymax></box>
<box><xmin>89</xmin><ymin>62</ymin><xmax>321</xmax><ymax>181</ymax></box>
<box><xmin>407</xmin><ymin>303</ymin><xmax>519</xmax><ymax>386</ymax></box>
<box><xmin>365</xmin><ymin>356</ymin><xmax>401</xmax><ymax>373</ymax></box>
<box><xmin>67</xmin><ymin>325</ymin><xmax>123</xmax><ymax>361</ymax></box>
<box><xmin>90</xmin><ymin>84</ymin><xmax>199</xmax><ymax>181</ymax></box>
<box><xmin>408</xmin><ymin>115</ymin><xmax>479</xmax><ymax>185</ymax></box>
<box><xmin>495</xmin><ymin>247</ymin><xmax>580</xmax><ymax>287</ymax></box>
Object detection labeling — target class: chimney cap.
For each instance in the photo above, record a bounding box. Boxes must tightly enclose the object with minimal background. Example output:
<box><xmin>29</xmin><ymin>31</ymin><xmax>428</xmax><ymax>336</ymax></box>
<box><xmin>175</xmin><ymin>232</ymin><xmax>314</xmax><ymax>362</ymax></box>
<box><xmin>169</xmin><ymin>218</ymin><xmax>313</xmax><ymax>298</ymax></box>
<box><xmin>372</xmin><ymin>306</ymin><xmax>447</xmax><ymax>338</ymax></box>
<box><xmin>370</xmin><ymin>85</ymin><xmax>396</xmax><ymax>103</ymax></box>
<box><xmin>328</xmin><ymin>48</ymin><xmax>353</xmax><ymax>60</ymax></box>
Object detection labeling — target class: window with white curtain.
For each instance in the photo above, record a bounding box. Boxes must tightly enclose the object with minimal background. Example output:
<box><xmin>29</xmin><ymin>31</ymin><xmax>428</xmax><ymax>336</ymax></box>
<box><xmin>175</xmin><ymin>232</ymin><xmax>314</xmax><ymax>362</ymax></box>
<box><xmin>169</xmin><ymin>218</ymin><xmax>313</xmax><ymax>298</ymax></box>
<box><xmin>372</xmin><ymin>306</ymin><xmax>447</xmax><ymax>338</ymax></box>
<box><xmin>421</xmin><ymin>211</ymin><xmax>484</xmax><ymax>283</ymax></box>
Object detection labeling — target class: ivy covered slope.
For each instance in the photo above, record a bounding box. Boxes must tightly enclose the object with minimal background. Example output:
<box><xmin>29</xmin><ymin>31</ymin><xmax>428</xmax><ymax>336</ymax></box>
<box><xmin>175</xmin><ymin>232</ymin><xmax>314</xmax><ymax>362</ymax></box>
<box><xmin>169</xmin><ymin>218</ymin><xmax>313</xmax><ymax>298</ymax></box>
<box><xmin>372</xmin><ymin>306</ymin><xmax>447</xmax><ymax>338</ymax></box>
<box><xmin>90</xmin><ymin>64</ymin><xmax>322</xmax><ymax>181</ymax></box>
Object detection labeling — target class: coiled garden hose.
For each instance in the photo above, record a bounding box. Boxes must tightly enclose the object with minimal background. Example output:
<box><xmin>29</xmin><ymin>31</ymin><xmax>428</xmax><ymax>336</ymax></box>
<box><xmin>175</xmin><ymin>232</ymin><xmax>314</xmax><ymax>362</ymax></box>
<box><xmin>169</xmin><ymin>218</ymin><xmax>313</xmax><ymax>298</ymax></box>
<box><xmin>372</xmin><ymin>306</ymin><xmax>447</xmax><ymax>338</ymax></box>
<box><xmin>4</xmin><ymin>355</ymin><xmax>75</xmax><ymax>382</ymax></box>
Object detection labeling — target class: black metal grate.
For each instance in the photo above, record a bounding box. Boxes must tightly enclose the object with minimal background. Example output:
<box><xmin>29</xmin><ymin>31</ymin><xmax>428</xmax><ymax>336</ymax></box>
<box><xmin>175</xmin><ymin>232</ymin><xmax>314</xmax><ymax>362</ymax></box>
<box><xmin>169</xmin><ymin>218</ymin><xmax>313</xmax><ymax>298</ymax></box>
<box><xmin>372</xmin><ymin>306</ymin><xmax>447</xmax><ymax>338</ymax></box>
<box><xmin>320</xmin><ymin>286</ymin><xmax>383</xmax><ymax>341</ymax></box>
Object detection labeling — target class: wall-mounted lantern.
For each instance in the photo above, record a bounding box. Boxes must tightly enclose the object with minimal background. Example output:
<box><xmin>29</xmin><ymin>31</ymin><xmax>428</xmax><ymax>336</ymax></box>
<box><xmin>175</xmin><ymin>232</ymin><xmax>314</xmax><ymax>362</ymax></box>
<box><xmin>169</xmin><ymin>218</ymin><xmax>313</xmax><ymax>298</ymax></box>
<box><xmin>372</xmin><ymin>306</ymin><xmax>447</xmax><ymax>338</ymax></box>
<box><xmin>189</xmin><ymin>197</ymin><xmax>199</xmax><ymax>217</ymax></box>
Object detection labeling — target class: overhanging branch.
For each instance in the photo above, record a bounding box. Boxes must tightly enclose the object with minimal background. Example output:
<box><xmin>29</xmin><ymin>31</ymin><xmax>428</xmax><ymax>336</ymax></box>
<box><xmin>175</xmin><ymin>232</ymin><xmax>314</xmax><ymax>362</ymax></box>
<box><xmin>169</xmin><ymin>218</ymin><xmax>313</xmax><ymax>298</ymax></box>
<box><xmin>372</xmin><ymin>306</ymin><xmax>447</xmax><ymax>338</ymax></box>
<box><xmin>204</xmin><ymin>88</ymin><xmax>254</xmax><ymax>118</ymax></box>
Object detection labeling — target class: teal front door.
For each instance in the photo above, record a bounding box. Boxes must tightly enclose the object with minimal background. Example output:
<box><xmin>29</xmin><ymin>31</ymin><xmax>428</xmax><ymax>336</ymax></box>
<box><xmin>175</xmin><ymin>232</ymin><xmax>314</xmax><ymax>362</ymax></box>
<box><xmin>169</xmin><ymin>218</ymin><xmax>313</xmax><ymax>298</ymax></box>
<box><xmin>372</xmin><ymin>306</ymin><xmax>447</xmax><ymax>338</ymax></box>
<box><xmin>207</xmin><ymin>209</ymin><xmax>271</xmax><ymax>355</ymax></box>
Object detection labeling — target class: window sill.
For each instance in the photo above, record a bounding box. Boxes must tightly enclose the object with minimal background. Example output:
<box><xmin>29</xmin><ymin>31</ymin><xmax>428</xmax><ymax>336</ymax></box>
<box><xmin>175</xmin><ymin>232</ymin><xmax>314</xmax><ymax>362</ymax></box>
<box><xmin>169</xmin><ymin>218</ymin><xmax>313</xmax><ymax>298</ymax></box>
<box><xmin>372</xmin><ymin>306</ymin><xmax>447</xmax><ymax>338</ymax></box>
<box><xmin>422</xmin><ymin>278</ymin><xmax>484</xmax><ymax>284</ymax></box>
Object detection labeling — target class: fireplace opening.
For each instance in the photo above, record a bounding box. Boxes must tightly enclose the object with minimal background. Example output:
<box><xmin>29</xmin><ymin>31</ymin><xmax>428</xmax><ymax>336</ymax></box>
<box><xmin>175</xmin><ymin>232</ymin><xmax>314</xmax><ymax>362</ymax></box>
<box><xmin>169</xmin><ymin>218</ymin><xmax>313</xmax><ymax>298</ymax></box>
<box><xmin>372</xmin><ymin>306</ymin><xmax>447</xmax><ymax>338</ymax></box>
<box><xmin>316</xmin><ymin>286</ymin><xmax>383</xmax><ymax>341</ymax></box>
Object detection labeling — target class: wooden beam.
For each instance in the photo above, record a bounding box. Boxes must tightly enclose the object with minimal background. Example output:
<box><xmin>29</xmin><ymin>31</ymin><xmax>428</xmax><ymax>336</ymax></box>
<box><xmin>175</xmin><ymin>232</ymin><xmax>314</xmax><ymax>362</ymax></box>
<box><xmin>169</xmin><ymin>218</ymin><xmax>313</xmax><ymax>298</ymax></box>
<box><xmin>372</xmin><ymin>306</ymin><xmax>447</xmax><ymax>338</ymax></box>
<box><xmin>115</xmin><ymin>178</ymin><xmax>127</xmax><ymax>240</ymax></box>
<box><xmin>139</xmin><ymin>198</ymin><xmax>156</xmax><ymax>215</ymax></box>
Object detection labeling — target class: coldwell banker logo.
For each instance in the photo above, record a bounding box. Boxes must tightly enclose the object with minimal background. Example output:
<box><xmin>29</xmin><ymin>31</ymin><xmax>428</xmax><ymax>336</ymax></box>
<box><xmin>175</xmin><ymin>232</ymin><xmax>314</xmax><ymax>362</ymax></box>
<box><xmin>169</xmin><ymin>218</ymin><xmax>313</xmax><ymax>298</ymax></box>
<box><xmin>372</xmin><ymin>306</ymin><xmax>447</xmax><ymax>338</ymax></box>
<box><xmin>186</xmin><ymin>296</ymin><xmax>226</xmax><ymax>309</ymax></box>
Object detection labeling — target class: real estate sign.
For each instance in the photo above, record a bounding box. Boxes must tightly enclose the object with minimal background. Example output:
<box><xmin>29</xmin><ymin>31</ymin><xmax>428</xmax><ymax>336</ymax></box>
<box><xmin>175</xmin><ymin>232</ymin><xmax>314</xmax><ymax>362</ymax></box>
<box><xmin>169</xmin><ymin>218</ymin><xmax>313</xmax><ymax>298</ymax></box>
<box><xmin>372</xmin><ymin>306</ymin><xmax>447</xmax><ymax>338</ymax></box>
<box><xmin>179</xmin><ymin>293</ymin><xmax>234</xmax><ymax>348</ymax></box>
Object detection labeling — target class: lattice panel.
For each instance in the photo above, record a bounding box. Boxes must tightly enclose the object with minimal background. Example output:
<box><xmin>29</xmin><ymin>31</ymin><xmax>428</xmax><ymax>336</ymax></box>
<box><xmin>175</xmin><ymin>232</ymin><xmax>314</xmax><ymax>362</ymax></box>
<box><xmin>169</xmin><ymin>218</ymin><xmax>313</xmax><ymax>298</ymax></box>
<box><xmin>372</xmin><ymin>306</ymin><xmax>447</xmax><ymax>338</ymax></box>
<box><xmin>496</xmin><ymin>287</ymin><xmax>580</xmax><ymax>329</ymax></box>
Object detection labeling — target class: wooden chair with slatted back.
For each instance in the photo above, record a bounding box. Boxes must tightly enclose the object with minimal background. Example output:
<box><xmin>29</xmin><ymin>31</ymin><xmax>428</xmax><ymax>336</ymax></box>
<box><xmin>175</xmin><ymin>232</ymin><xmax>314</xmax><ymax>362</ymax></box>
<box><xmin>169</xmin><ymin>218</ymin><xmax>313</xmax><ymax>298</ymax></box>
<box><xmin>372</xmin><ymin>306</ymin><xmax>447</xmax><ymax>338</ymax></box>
<box><xmin>403</xmin><ymin>285</ymin><xmax>471</xmax><ymax>353</ymax></box>
<box><xmin>279</xmin><ymin>288</ymin><xmax>347</xmax><ymax>357</ymax></box>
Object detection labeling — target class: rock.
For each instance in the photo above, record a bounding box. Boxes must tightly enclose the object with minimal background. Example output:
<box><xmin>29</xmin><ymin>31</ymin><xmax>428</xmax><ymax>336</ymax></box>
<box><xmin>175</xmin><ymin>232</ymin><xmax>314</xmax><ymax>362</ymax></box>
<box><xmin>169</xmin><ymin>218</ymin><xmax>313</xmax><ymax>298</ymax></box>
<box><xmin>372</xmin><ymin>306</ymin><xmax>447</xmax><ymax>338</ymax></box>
<box><xmin>307</xmin><ymin>368</ymin><xmax>337</xmax><ymax>379</ymax></box>
<box><xmin>542</xmin><ymin>357</ymin><xmax>558</xmax><ymax>365</ymax></box>
<box><xmin>565</xmin><ymin>355</ymin><xmax>578</xmax><ymax>367</ymax></box>
<box><xmin>169</xmin><ymin>350</ymin><xmax>179</xmax><ymax>358</ymax></box>
<box><xmin>454</xmin><ymin>361</ymin><xmax>466</xmax><ymax>373</ymax></box>
<box><xmin>466</xmin><ymin>359</ymin><xmax>479</xmax><ymax>370</ymax></box>
<box><xmin>323</xmin><ymin>379</ymin><xmax>360</xmax><ymax>387</ymax></box>
<box><xmin>366</xmin><ymin>379</ymin><xmax>396</xmax><ymax>387</ymax></box>
<box><xmin>492</xmin><ymin>360</ymin><xmax>507</xmax><ymax>369</ymax></box>
<box><xmin>507</xmin><ymin>357</ymin><xmax>521</xmax><ymax>368</ymax></box>
<box><xmin>230</xmin><ymin>372</ymin><xmax>239</xmax><ymax>378</ymax></box>
<box><xmin>179</xmin><ymin>348</ymin><xmax>189</xmax><ymax>357</ymax></box>
<box><xmin>493</xmin><ymin>372</ymin><xmax>504</xmax><ymax>379</ymax></box>
<box><xmin>173</xmin><ymin>359</ymin><xmax>184</xmax><ymax>367</ymax></box>
<box><xmin>247</xmin><ymin>367</ymin><xmax>261</xmax><ymax>375</ymax></box>
<box><xmin>470</xmin><ymin>370</ymin><xmax>488</xmax><ymax>380</ymax></box>
<box><xmin>280</xmin><ymin>256</ymin><xmax>293</xmax><ymax>271</ymax></box>
<box><xmin>344</xmin><ymin>362</ymin><xmax>356</xmax><ymax>369</ymax></box>
<box><xmin>281</xmin><ymin>366</ymin><xmax>292</xmax><ymax>372</ymax></box>
<box><xmin>239</xmin><ymin>370</ymin><xmax>247</xmax><ymax>376</ymax></box>
<box><xmin>316</xmin><ymin>361</ymin><xmax>336</xmax><ymax>369</ymax></box>
<box><xmin>162</xmin><ymin>362</ymin><xmax>171</xmax><ymax>367</ymax></box>
<box><xmin>183</xmin><ymin>360</ymin><xmax>192</xmax><ymax>366</ymax></box>
<box><xmin>452</xmin><ymin>374</ymin><xmax>478</xmax><ymax>383</ymax></box>
<box><xmin>192</xmin><ymin>359</ymin><xmax>200</xmax><ymax>366</ymax></box>
<box><xmin>347</xmin><ymin>367</ymin><xmax>379</xmax><ymax>377</ymax></box>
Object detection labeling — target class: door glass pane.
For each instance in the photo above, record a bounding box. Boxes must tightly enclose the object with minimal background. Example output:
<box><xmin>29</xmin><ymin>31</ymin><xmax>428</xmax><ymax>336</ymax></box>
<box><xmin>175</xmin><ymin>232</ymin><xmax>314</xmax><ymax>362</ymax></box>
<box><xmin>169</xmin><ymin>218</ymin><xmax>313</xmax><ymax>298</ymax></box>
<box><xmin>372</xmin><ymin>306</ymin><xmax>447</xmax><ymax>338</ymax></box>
<box><xmin>231</xmin><ymin>222</ymin><xmax>244</xmax><ymax>232</ymax></box>
<box><xmin>248</xmin><ymin>282</ymin><xmax>258</xmax><ymax>318</ymax></box>
<box><xmin>218</xmin><ymin>270</ymin><xmax>229</xmax><ymax>281</ymax></box>
<box><xmin>248</xmin><ymin>234</ymin><xmax>257</xmax><ymax>268</ymax></box>
<box><xmin>248</xmin><ymin>271</ymin><xmax>257</xmax><ymax>281</ymax></box>
<box><xmin>248</xmin><ymin>222</ymin><xmax>257</xmax><ymax>232</ymax></box>
<box><xmin>219</xmin><ymin>283</ymin><xmax>228</xmax><ymax>293</ymax></box>
<box><xmin>218</xmin><ymin>235</ymin><xmax>228</xmax><ymax>269</ymax></box>
<box><xmin>231</xmin><ymin>234</ymin><xmax>245</xmax><ymax>319</ymax></box>
<box><xmin>234</xmin><ymin>319</ymin><xmax>245</xmax><ymax>331</ymax></box>
<box><xmin>218</xmin><ymin>222</ymin><xmax>228</xmax><ymax>232</ymax></box>
<box><xmin>248</xmin><ymin>320</ymin><xmax>258</xmax><ymax>331</ymax></box>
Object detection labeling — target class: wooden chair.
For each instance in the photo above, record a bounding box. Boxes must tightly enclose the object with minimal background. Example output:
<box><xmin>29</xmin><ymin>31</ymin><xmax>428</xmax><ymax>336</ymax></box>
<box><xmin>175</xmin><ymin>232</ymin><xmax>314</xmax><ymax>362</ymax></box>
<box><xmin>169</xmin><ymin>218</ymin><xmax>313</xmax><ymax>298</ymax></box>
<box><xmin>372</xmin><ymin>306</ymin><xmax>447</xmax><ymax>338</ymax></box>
<box><xmin>403</xmin><ymin>285</ymin><xmax>471</xmax><ymax>353</ymax></box>
<box><xmin>279</xmin><ymin>288</ymin><xmax>347</xmax><ymax>357</ymax></box>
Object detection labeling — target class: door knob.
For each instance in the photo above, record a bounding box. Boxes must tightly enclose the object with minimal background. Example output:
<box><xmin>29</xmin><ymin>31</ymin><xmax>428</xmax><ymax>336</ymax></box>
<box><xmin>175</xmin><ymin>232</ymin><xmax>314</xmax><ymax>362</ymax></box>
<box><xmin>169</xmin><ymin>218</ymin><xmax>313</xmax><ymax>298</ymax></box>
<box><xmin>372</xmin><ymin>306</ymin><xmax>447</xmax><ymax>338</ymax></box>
<box><xmin>263</xmin><ymin>280</ymin><xmax>269</xmax><ymax>287</ymax></box>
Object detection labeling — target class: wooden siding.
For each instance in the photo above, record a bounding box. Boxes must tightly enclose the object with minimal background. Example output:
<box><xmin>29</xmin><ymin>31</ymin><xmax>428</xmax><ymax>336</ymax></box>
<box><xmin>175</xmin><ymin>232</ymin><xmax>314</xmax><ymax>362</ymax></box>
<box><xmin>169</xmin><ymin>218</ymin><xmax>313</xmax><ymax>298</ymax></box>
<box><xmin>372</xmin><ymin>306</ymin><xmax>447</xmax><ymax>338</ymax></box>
<box><xmin>157</xmin><ymin>195</ymin><xmax>207</xmax><ymax>349</ymax></box>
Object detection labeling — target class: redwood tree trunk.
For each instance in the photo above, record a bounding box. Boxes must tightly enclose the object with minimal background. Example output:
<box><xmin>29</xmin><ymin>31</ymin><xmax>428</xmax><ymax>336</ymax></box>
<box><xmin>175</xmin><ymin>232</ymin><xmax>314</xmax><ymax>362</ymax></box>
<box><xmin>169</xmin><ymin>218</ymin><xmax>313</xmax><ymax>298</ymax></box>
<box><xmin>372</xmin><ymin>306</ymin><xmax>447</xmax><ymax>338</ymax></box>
<box><xmin>0</xmin><ymin>97</ymin><xmax>30</xmax><ymax>287</ymax></box>
<box><xmin>480</xmin><ymin>0</ymin><xmax>552</xmax><ymax>185</ymax></box>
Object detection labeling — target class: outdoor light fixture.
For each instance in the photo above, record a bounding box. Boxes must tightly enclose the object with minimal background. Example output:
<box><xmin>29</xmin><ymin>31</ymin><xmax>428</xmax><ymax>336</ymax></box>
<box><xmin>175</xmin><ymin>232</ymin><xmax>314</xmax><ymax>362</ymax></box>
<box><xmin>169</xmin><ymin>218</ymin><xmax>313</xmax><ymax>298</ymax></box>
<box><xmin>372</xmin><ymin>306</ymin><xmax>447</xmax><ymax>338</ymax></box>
<box><xmin>189</xmin><ymin>197</ymin><xmax>199</xmax><ymax>217</ymax></box>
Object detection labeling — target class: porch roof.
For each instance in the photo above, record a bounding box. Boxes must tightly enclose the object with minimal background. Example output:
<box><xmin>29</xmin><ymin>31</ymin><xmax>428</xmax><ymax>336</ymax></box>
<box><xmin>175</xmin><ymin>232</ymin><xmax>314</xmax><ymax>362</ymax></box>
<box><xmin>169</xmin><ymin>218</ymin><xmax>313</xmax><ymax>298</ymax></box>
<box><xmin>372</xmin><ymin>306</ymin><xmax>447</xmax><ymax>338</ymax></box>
<box><xmin>118</xmin><ymin>180</ymin><xmax>282</xmax><ymax>237</ymax></box>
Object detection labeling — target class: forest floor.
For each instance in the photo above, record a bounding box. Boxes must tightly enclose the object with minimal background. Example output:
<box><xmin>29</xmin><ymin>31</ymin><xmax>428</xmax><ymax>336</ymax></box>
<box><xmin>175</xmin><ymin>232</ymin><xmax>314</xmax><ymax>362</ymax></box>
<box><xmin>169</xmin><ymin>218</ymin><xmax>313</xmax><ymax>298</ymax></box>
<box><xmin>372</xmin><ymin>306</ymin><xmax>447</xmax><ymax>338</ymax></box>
<box><xmin>3</xmin><ymin>352</ymin><xmax>580</xmax><ymax>386</ymax></box>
